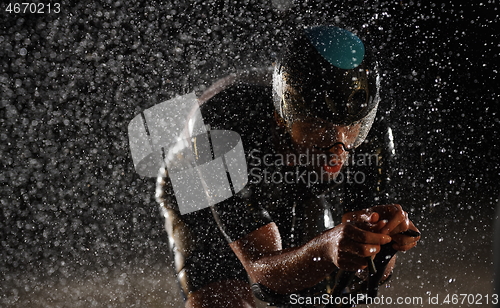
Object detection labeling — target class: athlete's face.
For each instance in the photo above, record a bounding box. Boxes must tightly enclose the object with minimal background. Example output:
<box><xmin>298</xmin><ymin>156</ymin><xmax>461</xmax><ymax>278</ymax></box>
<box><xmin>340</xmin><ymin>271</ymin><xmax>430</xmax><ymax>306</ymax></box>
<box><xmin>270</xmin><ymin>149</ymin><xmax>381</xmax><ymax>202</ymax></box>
<box><xmin>289</xmin><ymin>117</ymin><xmax>361</xmax><ymax>179</ymax></box>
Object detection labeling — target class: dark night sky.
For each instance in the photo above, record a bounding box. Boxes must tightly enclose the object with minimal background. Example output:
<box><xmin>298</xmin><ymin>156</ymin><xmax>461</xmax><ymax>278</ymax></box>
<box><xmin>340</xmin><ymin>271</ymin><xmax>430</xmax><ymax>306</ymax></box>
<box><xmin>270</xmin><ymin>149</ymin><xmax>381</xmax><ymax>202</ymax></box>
<box><xmin>1</xmin><ymin>1</ymin><xmax>499</xmax><ymax>306</ymax></box>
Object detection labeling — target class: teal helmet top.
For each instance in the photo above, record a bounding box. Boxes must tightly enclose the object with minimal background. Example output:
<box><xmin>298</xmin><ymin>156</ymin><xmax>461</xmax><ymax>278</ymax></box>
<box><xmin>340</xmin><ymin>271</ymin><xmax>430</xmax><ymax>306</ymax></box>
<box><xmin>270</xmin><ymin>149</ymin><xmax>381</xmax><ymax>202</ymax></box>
<box><xmin>273</xmin><ymin>25</ymin><xmax>381</xmax><ymax>147</ymax></box>
<box><xmin>305</xmin><ymin>26</ymin><xmax>365</xmax><ymax>70</ymax></box>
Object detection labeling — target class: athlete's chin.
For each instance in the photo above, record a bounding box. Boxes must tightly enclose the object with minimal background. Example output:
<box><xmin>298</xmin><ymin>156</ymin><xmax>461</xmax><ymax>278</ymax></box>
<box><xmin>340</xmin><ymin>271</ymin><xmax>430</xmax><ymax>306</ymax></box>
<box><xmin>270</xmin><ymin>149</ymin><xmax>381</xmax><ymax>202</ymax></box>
<box><xmin>314</xmin><ymin>167</ymin><xmax>343</xmax><ymax>183</ymax></box>
<box><xmin>318</xmin><ymin>163</ymin><xmax>344</xmax><ymax>182</ymax></box>
<box><xmin>321</xmin><ymin>171</ymin><xmax>342</xmax><ymax>183</ymax></box>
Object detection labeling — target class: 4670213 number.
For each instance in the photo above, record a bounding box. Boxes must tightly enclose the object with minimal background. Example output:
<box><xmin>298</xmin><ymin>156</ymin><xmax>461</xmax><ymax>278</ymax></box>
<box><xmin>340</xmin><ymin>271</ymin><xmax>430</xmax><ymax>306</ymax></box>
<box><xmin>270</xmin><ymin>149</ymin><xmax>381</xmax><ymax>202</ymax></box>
<box><xmin>441</xmin><ymin>293</ymin><xmax>499</xmax><ymax>305</ymax></box>
<box><xmin>5</xmin><ymin>3</ymin><xmax>60</xmax><ymax>14</ymax></box>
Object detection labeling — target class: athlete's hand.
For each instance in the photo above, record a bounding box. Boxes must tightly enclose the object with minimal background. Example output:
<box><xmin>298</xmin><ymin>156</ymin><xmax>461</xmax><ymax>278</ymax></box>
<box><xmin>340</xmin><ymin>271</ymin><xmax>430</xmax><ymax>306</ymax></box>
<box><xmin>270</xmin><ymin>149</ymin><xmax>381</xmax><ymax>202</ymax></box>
<box><xmin>342</xmin><ymin>204</ymin><xmax>420</xmax><ymax>252</ymax></box>
<box><xmin>325</xmin><ymin>222</ymin><xmax>392</xmax><ymax>271</ymax></box>
<box><xmin>389</xmin><ymin>219</ymin><xmax>420</xmax><ymax>251</ymax></box>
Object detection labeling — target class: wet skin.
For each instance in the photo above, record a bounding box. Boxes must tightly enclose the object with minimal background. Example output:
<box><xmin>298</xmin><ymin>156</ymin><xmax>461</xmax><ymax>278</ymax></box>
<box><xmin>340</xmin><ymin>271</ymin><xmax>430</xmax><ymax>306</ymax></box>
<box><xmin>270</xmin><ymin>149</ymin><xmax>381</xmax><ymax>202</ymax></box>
<box><xmin>225</xmin><ymin>117</ymin><xmax>421</xmax><ymax>294</ymax></box>
<box><xmin>289</xmin><ymin>116</ymin><xmax>421</xmax><ymax>250</ymax></box>
<box><xmin>186</xmin><ymin>116</ymin><xmax>420</xmax><ymax>307</ymax></box>
<box><xmin>288</xmin><ymin>117</ymin><xmax>362</xmax><ymax>181</ymax></box>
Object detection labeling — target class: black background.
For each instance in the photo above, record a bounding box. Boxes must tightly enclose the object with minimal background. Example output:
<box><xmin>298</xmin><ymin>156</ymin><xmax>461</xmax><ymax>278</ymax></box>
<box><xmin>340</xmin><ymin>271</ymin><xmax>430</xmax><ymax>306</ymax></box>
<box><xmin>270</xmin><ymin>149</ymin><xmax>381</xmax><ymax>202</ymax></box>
<box><xmin>1</xmin><ymin>1</ymin><xmax>499</xmax><ymax>307</ymax></box>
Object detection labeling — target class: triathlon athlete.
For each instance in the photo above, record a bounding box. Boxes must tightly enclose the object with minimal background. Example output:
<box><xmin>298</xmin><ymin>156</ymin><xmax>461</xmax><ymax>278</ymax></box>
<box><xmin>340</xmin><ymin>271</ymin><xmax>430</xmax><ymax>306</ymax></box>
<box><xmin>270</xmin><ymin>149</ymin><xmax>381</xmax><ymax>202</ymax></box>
<box><xmin>156</xmin><ymin>25</ymin><xmax>420</xmax><ymax>308</ymax></box>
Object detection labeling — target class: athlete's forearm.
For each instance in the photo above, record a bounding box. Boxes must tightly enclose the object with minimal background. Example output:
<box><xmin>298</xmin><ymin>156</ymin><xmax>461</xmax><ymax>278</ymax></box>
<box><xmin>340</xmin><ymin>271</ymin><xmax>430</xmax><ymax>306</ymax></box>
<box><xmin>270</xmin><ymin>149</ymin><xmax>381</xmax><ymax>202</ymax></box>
<box><xmin>230</xmin><ymin>223</ymin><xmax>338</xmax><ymax>294</ymax></box>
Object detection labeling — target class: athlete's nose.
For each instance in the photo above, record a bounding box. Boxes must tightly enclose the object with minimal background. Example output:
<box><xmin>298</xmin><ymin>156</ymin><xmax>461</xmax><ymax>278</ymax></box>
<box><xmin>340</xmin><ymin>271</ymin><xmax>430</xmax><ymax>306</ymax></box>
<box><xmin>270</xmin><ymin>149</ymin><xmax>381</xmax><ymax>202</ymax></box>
<box><xmin>327</xmin><ymin>126</ymin><xmax>351</xmax><ymax>157</ymax></box>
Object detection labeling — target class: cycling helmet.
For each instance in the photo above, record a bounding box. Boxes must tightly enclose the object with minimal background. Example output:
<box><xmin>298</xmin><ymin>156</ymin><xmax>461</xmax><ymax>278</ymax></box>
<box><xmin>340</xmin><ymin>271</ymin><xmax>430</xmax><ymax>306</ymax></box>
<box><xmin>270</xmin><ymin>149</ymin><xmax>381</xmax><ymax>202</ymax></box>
<box><xmin>273</xmin><ymin>25</ymin><xmax>381</xmax><ymax>148</ymax></box>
